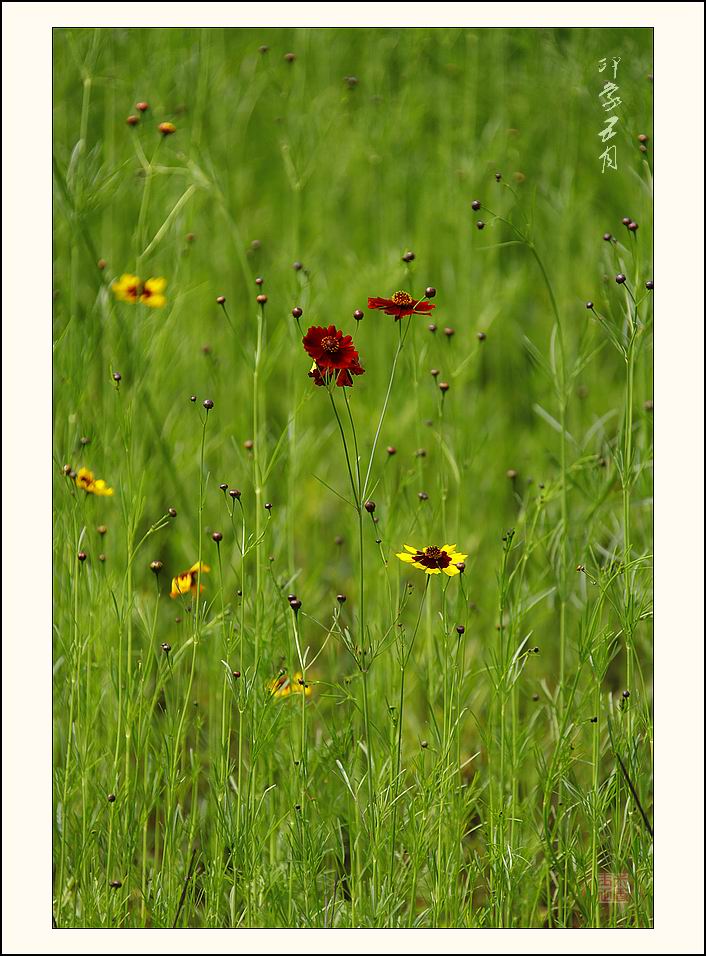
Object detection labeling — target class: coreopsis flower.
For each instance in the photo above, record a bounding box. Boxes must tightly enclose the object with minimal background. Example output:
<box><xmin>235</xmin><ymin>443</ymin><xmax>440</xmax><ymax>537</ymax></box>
<box><xmin>74</xmin><ymin>467</ymin><xmax>114</xmax><ymax>497</ymax></box>
<box><xmin>112</xmin><ymin>274</ymin><xmax>141</xmax><ymax>304</ymax></box>
<box><xmin>367</xmin><ymin>290</ymin><xmax>436</xmax><ymax>320</ymax></box>
<box><xmin>111</xmin><ymin>274</ymin><xmax>167</xmax><ymax>308</ymax></box>
<box><xmin>169</xmin><ymin>561</ymin><xmax>210</xmax><ymax>599</ymax></box>
<box><xmin>268</xmin><ymin>671</ymin><xmax>312</xmax><ymax>698</ymax></box>
<box><xmin>302</xmin><ymin>325</ymin><xmax>365</xmax><ymax>387</ymax></box>
<box><xmin>139</xmin><ymin>277</ymin><xmax>167</xmax><ymax>308</ymax></box>
<box><xmin>396</xmin><ymin>543</ymin><xmax>468</xmax><ymax>576</ymax></box>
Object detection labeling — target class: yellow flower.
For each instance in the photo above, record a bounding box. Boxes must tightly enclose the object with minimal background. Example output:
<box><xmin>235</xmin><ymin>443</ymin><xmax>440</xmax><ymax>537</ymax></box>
<box><xmin>74</xmin><ymin>466</ymin><xmax>114</xmax><ymax>497</ymax></box>
<box><xmin>169</xmin><ymin>561</ymin><xmax>210</xmax><ymax>599</ymax></box>
<box><xmin>112</xmin><ymin>273</ymin><xmax>141</xmax><ymax>304</ymax></box>
<box><xmin>140</xmin><ymin>276</ymin><xmax>167</xmax><ymax>308</ymax></box>
<box><xmin>396</xmin><ymin>543</ymin><xmax>467</xmax><ymax>576</ymax></box>
<box><xmin>111</xmin><ymin>274</ymin><xmax>167</xmax><ymax>308</ymax></box>
<box><xmin>268</xmin><ymin>671</ymin><xmax>312</xmax><ymax>698</ymax></box>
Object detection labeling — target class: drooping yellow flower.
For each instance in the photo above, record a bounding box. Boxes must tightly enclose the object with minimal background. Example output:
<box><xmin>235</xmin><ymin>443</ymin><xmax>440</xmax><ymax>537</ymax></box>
<box><xmin>268</xmin><ymin>671</ymin><xmax>312</xmax><ymax>698</ymax></box>
<box><xmin>112</xmin><ymin>273</ymin><xmax>141</xmax><ymax>304</ymax></box>
<box><xmin>396</xmin><ymin>543</ymin><xmax>468</xmax><ymax>576</ymax></box>
<box><xmin>74</xmin><ymin>466</ymin><xmax>114</xmax><ymax>497</ymax></box>
<box><xmin>169</xmin><ymin>561</ymin><xmax>210</xmax><ymax>599</ymax></box>
<box><xmin>111</xmin><ymin>274</ymin><xmax>167</xmax><ymax>308</ymax></box>
<box><xmin>140</xmin><ymin>276</ymin><xmax>167</xmax><ymax>308</ymax></box>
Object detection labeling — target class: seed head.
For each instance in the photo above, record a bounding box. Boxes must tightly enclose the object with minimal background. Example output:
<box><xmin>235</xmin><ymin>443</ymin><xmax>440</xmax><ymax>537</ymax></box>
<box><xmin>476</xmin><ymin>220</ymin><xmax>485</xmax><ymax>230</ymax></box>
<box><xmin>203</xmin><ymin>398</ymin><xmax>214</xmax><ymax>410</ymax></box>
<box><xmin>603</xmin><ymin>232</ymin><xmax>613</xmax><ymax>242</ymax></box>
<box><xmin>107</xmin><ymin>793</ymin><xmax>116</xmax><ymax>803</ymax></box>
<box><xmin>428</xmin><ymin>323</ymin><xmax>437</xmax><ymax>333</ymax></box>
<box><xmin>402</xmin><ymin>251</ymin><xmax>415</xmax><ymax>262</ymax></box>
<box><xmin>244</xmin><ymin>439</ymin><xmax>254</xmax><ymax>450</ymax></box>
<box><xmin>78</xmin><ymin>551</ymin><xmax>87</xmax><ymax>562</ymax></box>
<box><xmin>337</xmin><ymin>594</ymin><xmax>347</xmax><ymax>603</ymax></box>
<box><xmin>150</xmin><ymin>560</ymin><xmax>163</xmax><ymax>575</ymax></box>
<box><xmin>136</xmin><ymin>101</ymin><xmax>149</xmax><ymax>112</ymax></box>
<box><xmin>443</xmin><ymin>327</ymin><xmax>454</xmax><ymax>338</ymax></box>
<box><xmin>293</xmin><ymin>261</ymin><xmax>303</xmax><ymax>271</ymax></box>
<box><xmin>284</xmin><ymin>52</ymin><xmax>297</xmax><ymax>63</ymax></box>
<box><xmin>506</xmin><ymin>468</ymin><xmax>518</xmax><ymax>480</ymax></box>
<box><xmin>353</xmin><ymin>309</ymin><xmax>364</xmax><ymax>321</ymax></box>
<box><xmin>233</xmin><ymin>670</ymin><xmax>241</xmax><ymax>678</ymax></box>
<box><xmin>99</xmin><ymin>554</ymin><xmax>106</xmax><ymax>562</ymax></box>
<box><xmin>622</xmin><ymin>217</ymin><xmax>631</xmax><ymax>226</ymax></box>
<box><xmin>386</xmin><ymin>445</ymin><xmax>396</xmax><ymax>456</ymax></box>
<box><xmin>126</xmin><ymin>115</ymin><xmax>140</xmax><ymax>127</ymax></box>
<box><xmin>190</xmin><ymin>395</ymin><xmax>196</xmax><ymax>403</ymax></box>
<box><xmin>628</xmin><ymin>220</ymin><xmax>638</xmax><ymax>232</ymax></box>
<box><xmin>292</xmin><ymin>307</ymin><xmax>303</xmax><ymax>319</ymax></box>
<box><xmin>430</xmin><ymin>368</ymin><xmax>439</xmax><ymax>378</ymax></box>
<box><xmin>229</xmin><ymin>488</ymin><xmax>241</xmax><ymax>500</ymax></box>
<box><xmin>638</xmin><ymin>133</ymin><xmax>649</xmax><ymax>143</ymax></box>
<box><xmin>168</xmin><ymin>508</ymin><xmax>177</xmax><ymax>518</ymax></box>
<box><xmin>255</xmin><ymin>276</ymin><xmax>264</xmax><ymax>286</ymax></box>
<box><xmin>455</xmin><ymin>561</ymin><xmax>466</xmax><ymax>573</ymax></box>
<box><xmin>289</xmin><ymin>598</ymin><xmax>302</xmax><ymax>611</ymax></box>
<box><xmin>418</xmin><ymin>491</ymin><xmax>429</xmax><ymax>501</ymax></box>
<box><xmin>264</xmin><ymin>502</ymin><xmax>272</xmax><ymax>511</ymax></box>
<box><xmin>616</xmin><ymin>273</ymin><xmax>626</xmax><ymax>284</ymax></box>
<box><xmin>256</xmin><ymin>293</ymin><xmax>268</xmax><ymax>305</ymax></box>
<box><xmin>425</xmin><ymin>286</ymin><xmax>437</xmax><ymax>298</ymax></box>
<box><xmin>113</xmin><ymin>371</ymin><xmax>122</xmax><ymax>383</ymax></box>
<box><xmin>586</xmin><ymin>301</ymin><xmax>594</xmax><ymax>310</ymax></box>
<box><xmin>421</xmin><ymin>740</ymin><xmax>429</xmax><ymax>749</ymax></box>
<box><xmin>646</xmin><ymin>279</ymin><xmax>654</xmax><ymax>290</ymax></box>
<box><xmin>622</xmin><ymin>689</ymin><xmax>630</xmax><ymax>699</ymax></box>
<box><xmin>477</xmin><ymin>331</ymin><xmax>487</xmax><ymax>341</ymax></box>
<box><xmin>219</xmin><ymin>483</ymin><xmax>228</xmax><ymax>492</ymax></box>
<box><xmin>259</xmin><ymin>44</ymin><xmax>269</xmax><ymax>54</ymax></box>
<box><xmin>97</xmin><ymin>258</ymin><xmax>107</xmax><ymax>270</ymax></box>
<box><xmin>364</xmin><ymin>500</ymin><xmax>376</xmax><ymax>513</ymax></box>
<box><xmin>439</xmin><ymin>381</ymin><xmax>450</xmax><ymax>393</ymax></box>
<box><xmin>109</xmin><ymin>880</ymin><xmax>123</xmax><ymax>889</ymax></box>
<box><xmin>471</xmin><ymin>199</ymin><xmax>481</xmax><ymax>211</ymax></box>
<box><xmin>97</xmin><ymin>525</ymin><xmax>107</xmax><ymax>536</ymax></box>
<box><xmin>216</xmin><ymin>295</ymin><xmax>226</xmax><ymax>305</ymax></box>
<box><xmin>495</xmin><ymin>172</ymin><xmax>502</xmax><ymax>181</ymax></box>
<box><xmin>456</xmin><ymin>625</ymin><xmax>465</xmax><ymax>635</ymax></box>
<box><xmin>62</xmin><ymin>464</ymin><xmax>72</xmax><ymax>475</ymax></box>
<box><xmin>158</xmin><ymin>122</ymin><xmax>176</xmax><ymax>136</ymax></box>
<box><xmin>161</xmin><ymin>642</ymin><xmax>171</xmax><ymax>654</ymax></box>
<box><xmin>212</xmin><ymin>531</ymin><xmax>223</xmax><ymax>543</ymax></box>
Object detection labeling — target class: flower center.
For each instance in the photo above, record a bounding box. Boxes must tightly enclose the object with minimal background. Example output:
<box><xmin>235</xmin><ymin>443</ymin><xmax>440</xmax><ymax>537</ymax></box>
<box><xmin>321</xmin><ymin>335</ymin><xmax>339</xmax><ymax>354</ymax></box>
<box><xmin>424</xmin><ymin>546</ymin><xmax>442</xmax><ymax>559</ymax></box>
<box><xmin>391</xmin><ymin>290</ymin><xmax>414</xmax><ymax>306</ymax></box>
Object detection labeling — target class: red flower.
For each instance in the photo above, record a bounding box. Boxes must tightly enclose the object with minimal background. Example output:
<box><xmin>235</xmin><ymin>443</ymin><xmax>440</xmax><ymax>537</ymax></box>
<box><xmin>302</xmin><ymin>325</ymin><xmax>365</xmax><ymax>388</ymax></box>
<box><xmin>303</xmin><ymin>325</ymin><xmax>358</xmax><ymax>368</ymax></box>
<box><xmin>367</xmin><ymin>290</ymin><xmax>436</xmax><ymax>320</ymax></box>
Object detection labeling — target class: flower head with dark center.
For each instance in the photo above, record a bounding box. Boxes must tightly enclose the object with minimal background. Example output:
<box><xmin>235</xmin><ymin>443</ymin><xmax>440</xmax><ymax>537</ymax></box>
<box><xmin>303</xmin><ymin>325</ymin><xmax>365</xmax><ymax>388</ymax></box>
<box><xmin>74</xmin><ymin>466</ymin><xmax>114</xmax><ymax>497</ymax></box>
<box><xmin>367</xmin><ymin>290</ymin><xmax>436</xmax><ymax>321</ymax></box>
<box><xmin>169</xmin><ymin>561</ymin><xmax>210</xmax><ymax>599</ymax></box>
<box><xmin>396</xmin><ymin>543</ymin><xmax>468</xmax><ymax>577</ymax></box>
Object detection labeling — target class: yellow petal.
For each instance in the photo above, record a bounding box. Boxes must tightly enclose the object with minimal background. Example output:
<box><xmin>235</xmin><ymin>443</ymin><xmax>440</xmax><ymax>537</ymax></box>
<box><xmin>403</xmin><ymin>544</ymin><xmax>419</xmax><ymax>554</ymax></box>
<box><xmin>396</xmin><ymin>552</ymin><xmax>415</xmax><ymax>563</ymax></box>
<box><xmin>189</xmin><ymin>561</ymin><xmax>211</xmax><ymax>573</ymax></box>
<box><xmin>453</xmin><ymin>553</ymin><xmax>468</xmax><ymax>563</ymax></box>
<box><xmin>425</xmin><ymin>567</ymin><xmax>441</xmax><ymax>574</ymax></box>
<box><xmin>143</xmin><ymin>294</ymin><xmax>166</xmax><ymax>308</ymax></box>
<box><xmin>145</xmin><ymin>276</ymin><xmax>167</xmax><ymax>293</ymax></box>
<box><xmin>443</xmin><ymin>565</ymin><xmax>460</xmax><ymax>576</ymax></box>
<box><xmin>441</xmin><ymin>544</ymin><xmax>457</xmax><ymax>553</ymax></box>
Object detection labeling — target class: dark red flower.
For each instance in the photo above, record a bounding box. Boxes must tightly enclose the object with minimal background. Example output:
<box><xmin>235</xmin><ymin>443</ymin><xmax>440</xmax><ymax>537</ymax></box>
<box><xmin>303</xmin><ymin>325</ymin><xmax>365</xmax><ymax>388</ymax></box>
<box><xmin>367</xmin><ymin>290</ymin><xmax>436</xmax><ymax>320</ymax></box>
<box><xmin>303</xmin><ymin>325</ymin><xmax>358</xmax><ymax>369</ymax></box>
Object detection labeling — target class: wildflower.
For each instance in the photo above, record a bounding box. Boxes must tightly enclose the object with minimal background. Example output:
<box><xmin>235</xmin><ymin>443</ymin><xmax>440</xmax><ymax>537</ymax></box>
<box><xmin>158</xmin><ymin>122</ymin><xmax>176</xmax><ymax>136</ymax></box>
<box><xmin>367</xmin><ymin>291</ymin><xmax>435</xmax><ymax>320</ymax></box>
<box><xmin>111</xmin><ymin>274</ymin><xmax>167</xmax><ymax>308</ymax></box>
<box><xmin>140</xmin><ymin>277</ymin><xmax>167</xmax><ymax>308</ymax></box>
<box><xmin>268</xmin><ymin>671</ymin><xmax>312</xmax><ymax>698</ymax></box>
<box><xmin>74</xmin><ymin>467</ymin><xmax>114</xmax><ymax>497</ymax></box>
<box><xmin>303</xmin><ymin>325</ymin><xmax>365</xmax><ymax>387</ymax></box>
<box><xmin>396</xmin><ymin>543</ymin><xmax>468</xmax><ymax>576</ymax></box>
<box><xmin>112</xmin><ymin>274</ymin><xmax>141</xmax><ymax>304</ymax></box>
<box><xmin>169</xmin><ymin>561</ymin><xmax>210</xmax><ymax>599</ymax></box>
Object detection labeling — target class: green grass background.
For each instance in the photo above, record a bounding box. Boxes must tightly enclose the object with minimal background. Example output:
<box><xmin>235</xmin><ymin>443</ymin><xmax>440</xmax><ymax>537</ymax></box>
<box><xmin>53</xmin><ymin>26</ymin><xmax>653</xmax><ymax>928</ymax></box>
